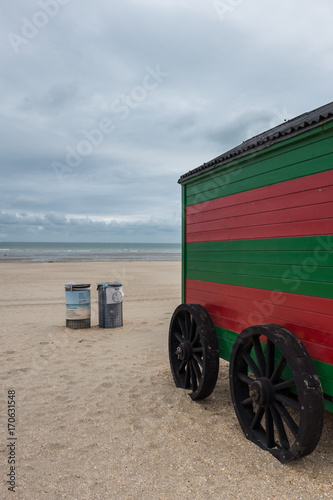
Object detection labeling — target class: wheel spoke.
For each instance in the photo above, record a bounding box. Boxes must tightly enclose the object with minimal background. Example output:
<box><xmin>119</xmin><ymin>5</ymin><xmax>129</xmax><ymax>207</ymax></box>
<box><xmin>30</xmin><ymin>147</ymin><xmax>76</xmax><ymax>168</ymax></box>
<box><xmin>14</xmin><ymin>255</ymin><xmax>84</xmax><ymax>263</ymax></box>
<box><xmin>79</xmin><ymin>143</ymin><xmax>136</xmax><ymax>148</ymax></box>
<box><xmin>271</xmin><ymin>405</ymin><xmax>290</xmax><ymax>449</ymax></box>
<box><xmin>184</xmin><ymin>363</ymin><xmax>190</xmax><ymax>388</ymax></box>
<box><xmin>275</xmin><ymin>393</ymin><xmax>301</xmax><ymax>411</ymax></box>
<box><xmin>189</xmin><ymin>362</ymin><xmax>197</xmax><ymax>392</ymax></box>
<box><xmin>273</xmin><ymin>401</ymin><xmax>298</xmax><ymax>437</ymax></box>
<box><xmin>177</xmin><ymin>360</ymin><xmax>186</xmax><ymax>374</ymax></box>
<box><xmin>274</xmin><ymin>379</ymin><xmax>295</xmax><ymax>392</ymax></box>
<box><xmin>174</xmin><ymin>331</ymin><xmax>183</xmax><ymax>343</ymax></box>
<box><xmin>252</xmin><ymin>336</ymin><xmax>266</xmax><ymax>376</ymax></box>
<box><xmin>177</xmin><ymin>315</ymin><xmax>186</xmax><ymax>339</ymax></box>
<box><xmin>191</xmin><ymin>329</ymin><xmax>200</xmax><ymax>346</ymax></box>
<box><xmin>251</xmin><ymin>406</ymin><xmax>264</xmax><ymax>429</ymax></box>
<box><xmin>184</xmin><ymin>312</ymin><xmax>191</xmax><ymax>340</ymax></box>
<box><xmin>193</xmin><ymin>347</ymin><xmax>203</xmax><ymax>354</ymax></box>
<box><xmin>191</xmin><ymin>359</ymin><xmax>202</xmax><ymax>387</ymax></box>
<box><xmin>265</xmin><ymin>408</ymin><xmax>275</xmax><ymax>448</ymax></box>
<box><xmin>242</xmin><ymin>350</ymin><xmax>261</xmax><ymax>378</ymax></box>
<box><xmin>266</xmin><ymin>339</ymin><xmax>275</xmax><ymax>378</ymax></box>
<box><xmin>189</xmin><ymin>320</ymin><xmax>197</xmax><ymax>342</ymax></box>
<box><xmin>193</xmin><ymin>353</ymin><xmax>203</xmax><ymax>368</ymax></box>
<box><xmin>241</xmin><ymin>396</ymin><xmax>253</xmax><ymax>406</ymax></box>
<box><xmin>238</xmin><ymin>372</ymin><xmax>254</xmax><ymax>385</ymax></box>
<box><xmin>270</xmin><ymin>355</ymin><xmax>287</xmax><ymax>383</ymax></box>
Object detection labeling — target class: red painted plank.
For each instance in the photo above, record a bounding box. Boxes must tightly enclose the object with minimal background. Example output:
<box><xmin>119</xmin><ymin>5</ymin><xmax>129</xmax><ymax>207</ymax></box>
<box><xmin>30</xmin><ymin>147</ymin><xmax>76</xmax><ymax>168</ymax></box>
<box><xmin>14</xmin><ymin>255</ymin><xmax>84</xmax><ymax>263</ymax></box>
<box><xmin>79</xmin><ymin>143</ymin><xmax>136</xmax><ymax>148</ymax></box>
<box><xmin>186</xmin><ymin>219</ymin><xmax>333</xmax><ymax>243</ymax></box>
<box><xmin>186</xmin><ymin>169</ymin><xmax>333</xmax><ymax>242</ymax></box>
<box><xmin>185</xmin><ymin>279</ymin><xmax>333</xmax><ymax>364</ymax></box>
<box><xmin>300</xmin><ymin>343</ymin><xmax>333</xmax><ymax>366</ymax></box>
<box><xmin>187</xmin><ymin>186</ymin><xmax>333</xmax><ymax>225</ymax></box>
<box><xmin>187</xmin><ymin>169</ymin><xmax>333</xmax><ymax>217</ymax></box>
<box><xmin>207</xmin><ymin>309</ymin><xmax>333</xmax><ymax>365</ymax></box>
<box><xmin>208</xmin><ymin>311</ymin><xmax>247</xmax><ymax>335</ymax></box>
<box><xmin>186</xmin><ymin>294</ymin><xmax>333</xmax><ymax>348</ymax></box>
<box><xmin>187</xmin><ymin>202</ymin><xmax>333</xmax><ymax>234</ymax></box>
<box><xmin>186</xmin><ymin>279</ymin><xmax>333</xmax><ymax>316</ymax></box>
<box><xmin>187</xmin><ymin>289</ymin><xmax>333</xmax><ymax>334</ymax></box>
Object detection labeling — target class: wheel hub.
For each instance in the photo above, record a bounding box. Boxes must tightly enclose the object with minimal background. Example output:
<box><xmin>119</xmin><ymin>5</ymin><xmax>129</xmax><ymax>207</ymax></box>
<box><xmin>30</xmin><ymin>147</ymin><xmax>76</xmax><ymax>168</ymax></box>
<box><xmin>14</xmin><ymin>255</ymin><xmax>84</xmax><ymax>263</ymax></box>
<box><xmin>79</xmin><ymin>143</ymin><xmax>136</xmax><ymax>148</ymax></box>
<box><xmin>176</xmin><ymin>341</ymin><xmax>192</xmax><ymax>361</ymax></box>
<box><xmin>249</xmin><ymin>378</ymin><xmax>274</xmax><ymax>406</ymax></box>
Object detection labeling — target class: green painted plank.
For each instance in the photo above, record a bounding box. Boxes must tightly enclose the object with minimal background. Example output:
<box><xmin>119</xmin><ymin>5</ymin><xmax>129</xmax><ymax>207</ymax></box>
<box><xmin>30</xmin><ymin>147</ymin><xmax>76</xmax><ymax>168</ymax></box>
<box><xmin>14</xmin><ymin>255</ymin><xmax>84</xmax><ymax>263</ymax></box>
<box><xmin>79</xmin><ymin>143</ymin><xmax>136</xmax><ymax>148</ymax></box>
<box><xmin>187</xmin><ymin>133</ymin><xmax>333</xmax><ymax>195</ymax></box>
<box><xmin>324</xmin><ymin>399</ymin><xmax>333</xmax><ymax>412</ymax></box>
<box><xmin>216</xmin><ymin>327</ymin><xmax>236</xmax><ymax>361</ymax></box>
<box><xmin>187</xmin><ymin>154</ymin><xmax>333</xmax><ymax>205</ymax></box>
<box><xmin>187</xmin><ymin>269</ymin><xmax>333</xmax><ymax>299</ymax></box>
<box><xmin>183</xmin><ymin>120</ymin><xmax>333</xmax><ymax>189</ymax></box>
<box><xmin>187</xmin><ymin>236</ymin><xmax>333</xmax><ymax>253</ymax></box>
<box><xmin>312</xmin><ymin>358</ymin><xmax>333</xmax><ymax>380</ymax></box>
<box><xmin>185</xmin><ymin>122</ymin><xmax>333</xmax><ymax>189</ymax></box>
<box><xmin>187</xmin><ymin>249</ymin><xmax>331</xmax><ymax>266</ymax></box>
<box><xmin>186</xmin><ymin>237</ymin><xmax>333</xmax><ymax>297</ymax></box>
<box><xmin>187</xmin><ymin>260</ymin><xmax>333</xmax><ymax>283</ymax></box>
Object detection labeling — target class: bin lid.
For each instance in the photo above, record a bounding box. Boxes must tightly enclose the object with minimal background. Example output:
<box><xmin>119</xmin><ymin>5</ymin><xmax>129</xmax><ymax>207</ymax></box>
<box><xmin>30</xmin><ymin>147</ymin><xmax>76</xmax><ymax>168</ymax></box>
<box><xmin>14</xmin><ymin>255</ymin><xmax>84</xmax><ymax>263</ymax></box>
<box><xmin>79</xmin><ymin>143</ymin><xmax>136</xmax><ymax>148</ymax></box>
<box><xmin>97</xmin><ymin>281</ymin><xmax>122</xmax><ymax>289</ymax></box>
<box><xmin>65</xmin><ymin>283</ymin><xmax>91</xmax><ymax>291</ymax></box>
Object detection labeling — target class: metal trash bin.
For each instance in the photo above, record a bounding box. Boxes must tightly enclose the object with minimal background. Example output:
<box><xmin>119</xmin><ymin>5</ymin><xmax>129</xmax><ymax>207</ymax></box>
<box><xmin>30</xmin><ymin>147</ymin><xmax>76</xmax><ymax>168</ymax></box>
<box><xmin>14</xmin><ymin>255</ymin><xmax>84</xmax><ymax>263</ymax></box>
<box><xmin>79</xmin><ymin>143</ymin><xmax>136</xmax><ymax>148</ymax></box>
<box><xmin>97</xmin><ymin>281</ymin><xmax>123</xmax><ymax>328</ymax></box>
<box><xmin>65</xmin><ymin>283</ymin><xmax>91</xmax><ymax>329</ymax></box>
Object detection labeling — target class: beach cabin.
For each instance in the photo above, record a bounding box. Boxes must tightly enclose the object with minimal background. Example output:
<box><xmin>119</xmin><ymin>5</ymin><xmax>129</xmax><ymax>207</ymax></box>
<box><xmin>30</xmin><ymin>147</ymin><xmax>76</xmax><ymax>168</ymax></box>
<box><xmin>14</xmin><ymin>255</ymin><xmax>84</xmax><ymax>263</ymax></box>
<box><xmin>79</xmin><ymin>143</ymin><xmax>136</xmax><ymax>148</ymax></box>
<box><xmin>169</xmin><ymin>101</ymin><xmax>333</xmax><ymax>463</ymax></box>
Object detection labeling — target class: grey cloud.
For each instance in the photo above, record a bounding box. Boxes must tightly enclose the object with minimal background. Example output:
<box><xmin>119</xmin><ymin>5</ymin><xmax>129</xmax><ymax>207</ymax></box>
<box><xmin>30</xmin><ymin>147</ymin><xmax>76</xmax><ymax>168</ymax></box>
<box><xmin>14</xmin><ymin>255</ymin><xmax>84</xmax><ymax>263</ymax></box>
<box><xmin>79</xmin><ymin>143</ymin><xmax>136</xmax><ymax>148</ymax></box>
<box><xmin>204</xmin><ymin>108</ymin><xmax>288</xmax><ymax>149</ymax></box>
<box><xmin>0</xmin><ymin>211</ymin><xmax>180</xmax><ymax>243</ymax></box>
<box><xmin>1</xmin><ymin>0</ymin><xmax>333</xmax><ymax>242</ymax></box>
<box><xmin>19</xmin><ymin>82</ymin><xmax>78</xmax><ymax>113</ymax></box>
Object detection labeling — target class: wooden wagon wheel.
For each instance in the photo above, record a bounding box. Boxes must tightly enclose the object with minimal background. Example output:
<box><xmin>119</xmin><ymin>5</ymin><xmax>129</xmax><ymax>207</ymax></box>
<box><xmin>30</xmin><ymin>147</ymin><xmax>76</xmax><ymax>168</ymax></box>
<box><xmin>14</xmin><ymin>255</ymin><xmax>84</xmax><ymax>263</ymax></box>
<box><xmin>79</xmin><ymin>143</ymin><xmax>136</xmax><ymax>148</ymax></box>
<box><xmin>169</xmin><ymin>304</ymin><xmax>219</xmax><ymax>400</ymax></box>
<box><xmin>229</xmin><ymin>324</ymin><xmax>324</xmax><ymax>463</ymax></box>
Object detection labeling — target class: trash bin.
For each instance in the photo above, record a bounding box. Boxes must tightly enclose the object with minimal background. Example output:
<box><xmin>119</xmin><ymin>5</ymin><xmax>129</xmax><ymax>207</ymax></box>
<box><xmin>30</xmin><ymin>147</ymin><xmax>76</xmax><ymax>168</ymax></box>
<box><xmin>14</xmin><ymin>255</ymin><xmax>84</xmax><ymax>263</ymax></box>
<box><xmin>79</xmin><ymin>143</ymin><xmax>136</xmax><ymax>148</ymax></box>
<box><xmin>97</xmin><ymin>281</ymin><xmax>123</xmax><ymax>328</ymax></box>
<box><xmin>65</xmin><ymin>283</ymin><xmax>91</xmax><ymax>329</ymax></box>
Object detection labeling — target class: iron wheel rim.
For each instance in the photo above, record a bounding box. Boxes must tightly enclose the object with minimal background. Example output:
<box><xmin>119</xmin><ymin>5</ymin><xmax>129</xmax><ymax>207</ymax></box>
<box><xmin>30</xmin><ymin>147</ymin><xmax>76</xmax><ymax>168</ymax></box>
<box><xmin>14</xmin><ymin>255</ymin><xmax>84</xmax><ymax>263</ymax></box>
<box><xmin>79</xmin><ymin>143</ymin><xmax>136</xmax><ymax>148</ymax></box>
<box><xmin>229</xmin><ymin>324</ymin><xmax>324</xmax><ymax>463</ymax></box>
<box><xmin>169</xmin><ymin>304</ymin><xmax>219</xmax><ymax>400</ymax></box>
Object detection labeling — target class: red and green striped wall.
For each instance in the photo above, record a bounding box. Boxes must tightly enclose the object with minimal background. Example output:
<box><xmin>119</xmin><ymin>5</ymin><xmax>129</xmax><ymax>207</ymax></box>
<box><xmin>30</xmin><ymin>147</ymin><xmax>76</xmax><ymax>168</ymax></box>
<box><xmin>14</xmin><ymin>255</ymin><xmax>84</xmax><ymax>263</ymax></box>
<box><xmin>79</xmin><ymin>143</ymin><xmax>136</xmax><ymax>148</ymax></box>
<box><xmin>181</xmin><ymin>120</ymin><xmax>333</xmax><ymax>411</ymax></box>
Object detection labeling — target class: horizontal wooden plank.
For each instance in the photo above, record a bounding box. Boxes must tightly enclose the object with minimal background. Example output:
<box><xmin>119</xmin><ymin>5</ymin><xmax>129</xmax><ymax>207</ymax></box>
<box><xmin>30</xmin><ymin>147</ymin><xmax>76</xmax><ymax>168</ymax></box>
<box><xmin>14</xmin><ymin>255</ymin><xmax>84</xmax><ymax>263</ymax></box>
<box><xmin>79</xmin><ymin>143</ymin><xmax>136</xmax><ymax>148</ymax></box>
<box><xmin>324</xmin><ymin>399</ymin><xmax>333</xmax><ymax>412</ymax></box>
<box><xmin>186</xmin><ymin>136</ymin><xmax>331</xmax><ymax>198</ymax></box>
<box><xmin>186</xmin><ymin>269</ymin><xmax>333</xmax><ymax>299</ymax></box>
<box><xmin>186</xmin><ymin>169</ymin><xmax>333</xmax><ymax>243</ymax></box>
<box><xmin>187</xmin><ymin>298</ymin><xmax>333</xmax><ymax>352</ymax></box>
<box><xmin>186</xmin><ymin>279</ymin><xmax>333</xmax><ymax>315</ymax></box>
<box><xmin>187</xmin><ymin>202</ymin><xmax>333</xmax><ymax>235</ymax></box>
<box><xmin>186</xmin><ymin>169</ymin><xmax>333</xmax><ymax>241</ymax></box>
<box><xmin>188</xmin><ymin>188</ymin><xmax>333</xmax><ymax>226</ymax></box>
<box><xmin>187</xmin><ymin>169</ymin><xmax>333</xmax><ymax>221</ymax></box>
<box><xmin>186</xmin><ymin>219</ymin><xmax>333</xmax><ymax>243</ymax></box>
<box><xmin>186</xmin><ymin>287</ymin><xmax>333</xmax><ymax>336</ymax></box>
<box><xmin>186</xmin><ymin>235</ymin><xmax>333</xmax><ymax>253</ymax></box>
<box><xmin>187</xmin><ymin>249</ymin><xmax>330</xmax><ymax>266</ymax></box>
<box><xmin>187</xmin><ymin>155</ymin><xmax>333</xmax><ymax>206</ymax></box>
<box><xmin>186</xmin><ymin>260</ymin><xmax>333</xmax><ymax>283</ymax></box>
<box><xmin>186</xmin><ymin>128</ymin><xmax>333</xmax><ymax>206</ymax></box>
<box><xmin>215</xmin><ymin>326</ymin><xmax>237</xmax><ymax>361</ymax></box>
<box><xmin>187</xmin><ymin>278</ymin><xmax>333</xmax><ymax>365</ymax></box>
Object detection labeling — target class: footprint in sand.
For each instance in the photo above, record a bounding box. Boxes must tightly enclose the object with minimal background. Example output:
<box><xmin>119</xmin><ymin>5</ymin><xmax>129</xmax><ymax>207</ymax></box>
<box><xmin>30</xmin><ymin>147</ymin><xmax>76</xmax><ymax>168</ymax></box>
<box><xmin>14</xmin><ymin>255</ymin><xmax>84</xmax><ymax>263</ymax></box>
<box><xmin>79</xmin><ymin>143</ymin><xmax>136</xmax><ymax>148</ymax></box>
<box><xmin>100</xmin><ymin>381</ymin><xmax>113</xmax><ymax>388</ymax></box>
<box><xmin>48</xmin><ymin>443</ymin><xmax>66</xmax><ymax>451</ymax></box>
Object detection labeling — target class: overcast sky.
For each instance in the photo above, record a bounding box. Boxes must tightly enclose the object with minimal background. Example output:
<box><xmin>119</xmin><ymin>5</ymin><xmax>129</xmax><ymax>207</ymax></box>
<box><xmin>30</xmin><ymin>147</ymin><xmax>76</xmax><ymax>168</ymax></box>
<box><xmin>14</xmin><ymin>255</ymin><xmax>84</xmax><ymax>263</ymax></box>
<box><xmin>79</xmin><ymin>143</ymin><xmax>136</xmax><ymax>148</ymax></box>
<box><xmin>1</xmin><ymin>0</ymin><xmax>333</xmax><ymax>243</ymax></box>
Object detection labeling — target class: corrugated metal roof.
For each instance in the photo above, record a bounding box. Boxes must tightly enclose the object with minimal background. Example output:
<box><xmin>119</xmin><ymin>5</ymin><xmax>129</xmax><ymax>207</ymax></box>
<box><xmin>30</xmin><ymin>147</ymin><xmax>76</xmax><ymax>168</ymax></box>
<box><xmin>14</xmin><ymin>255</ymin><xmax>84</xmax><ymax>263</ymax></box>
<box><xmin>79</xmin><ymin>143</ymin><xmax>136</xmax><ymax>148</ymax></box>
<box><xmin>179</xmin><ymin>101</ymin><xmax>333</xmax><ymax>183</ymax></box>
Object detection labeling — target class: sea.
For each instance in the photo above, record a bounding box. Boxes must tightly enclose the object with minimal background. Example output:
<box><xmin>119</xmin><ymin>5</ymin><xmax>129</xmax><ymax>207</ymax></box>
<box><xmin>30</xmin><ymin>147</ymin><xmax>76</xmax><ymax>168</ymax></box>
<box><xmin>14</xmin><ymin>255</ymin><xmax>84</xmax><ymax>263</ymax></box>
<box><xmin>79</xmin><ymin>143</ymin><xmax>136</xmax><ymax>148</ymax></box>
<box><xmin>0</xmin><ymin>242</ymin><xmax>181</xmax><ymax>262</ymax></box>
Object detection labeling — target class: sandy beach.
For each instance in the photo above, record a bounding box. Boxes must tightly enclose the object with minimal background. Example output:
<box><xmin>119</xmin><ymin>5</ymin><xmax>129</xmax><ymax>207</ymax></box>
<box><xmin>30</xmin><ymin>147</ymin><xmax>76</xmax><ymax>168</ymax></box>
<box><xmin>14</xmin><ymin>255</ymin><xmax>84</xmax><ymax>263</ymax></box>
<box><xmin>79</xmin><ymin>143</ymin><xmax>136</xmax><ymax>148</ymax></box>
<box><xmin>1</xmin><ymin>261</ymin><xmax>333</xmax><ymax>499</ymax></box>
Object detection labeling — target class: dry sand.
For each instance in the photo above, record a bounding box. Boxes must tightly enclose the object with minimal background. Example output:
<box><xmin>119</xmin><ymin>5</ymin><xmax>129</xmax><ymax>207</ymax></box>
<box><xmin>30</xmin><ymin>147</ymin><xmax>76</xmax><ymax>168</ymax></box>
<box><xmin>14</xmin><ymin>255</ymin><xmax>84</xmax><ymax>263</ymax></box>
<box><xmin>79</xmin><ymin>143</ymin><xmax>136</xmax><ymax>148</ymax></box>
<box><xmin>1</xmin><ymin>261</ymin><xmax>333</xmax><ymax>499</ymax></box>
